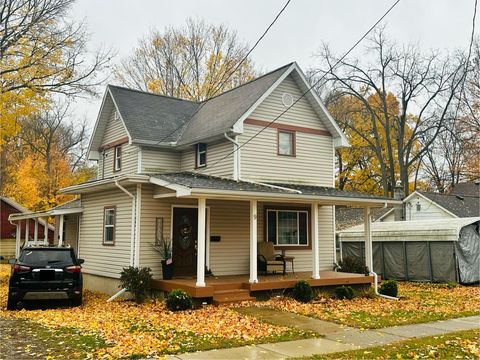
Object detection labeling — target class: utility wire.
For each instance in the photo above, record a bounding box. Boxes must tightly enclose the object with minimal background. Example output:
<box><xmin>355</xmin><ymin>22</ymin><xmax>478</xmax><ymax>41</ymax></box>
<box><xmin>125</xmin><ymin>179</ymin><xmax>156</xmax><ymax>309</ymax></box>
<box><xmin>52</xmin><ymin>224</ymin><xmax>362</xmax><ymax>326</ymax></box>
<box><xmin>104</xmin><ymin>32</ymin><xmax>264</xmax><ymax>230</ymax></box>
<box><xmin>452</xmin><ymin>0</ymin><xmax>477</xmax><ymax>121</ymax></box>
<box><xmin>205</xmin><ymin>0</ymin><xmax>401</xmax><ymax>172</ymax></box>
<box><xmin>133</xmin><ymin>0</ymin><xmax>291</xmax><ymax>153</ymax></box>
<box><xmin>134</xmin><ymin>0</ymin><xmax>401</xmax><ymax>189</ymax></box>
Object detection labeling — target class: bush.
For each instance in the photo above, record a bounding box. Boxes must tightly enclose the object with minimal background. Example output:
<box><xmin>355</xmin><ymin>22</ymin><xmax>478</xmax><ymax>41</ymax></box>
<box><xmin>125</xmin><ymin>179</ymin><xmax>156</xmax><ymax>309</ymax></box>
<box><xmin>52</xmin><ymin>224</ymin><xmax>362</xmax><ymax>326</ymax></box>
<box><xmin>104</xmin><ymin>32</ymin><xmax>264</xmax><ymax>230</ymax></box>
<box><xmin>166</xmin><ymin>289</ymin><xmax>193</xmax><ymax>311</ymax></box>
<box><xmin>338</xmin><ymin>256</ymin><xmax>369</xmax><ymax>275</ymax></box>
<box><xmin>292</xmin><ymin>280</ymin><xmax>314</xmax><ymax>303</ymax></box>
<box><xmin>334</xmin><ymin>286</ymin><xmax>354</xmax><ymax>300</ymax></box>
<box><xmin>379</xmin><ymin>280</ymin><xmax>398</xmax><ymax>297</ymax></box>
<box><xmin>119</xmin><ymin>266</ymin><xmax>153</xmax><ymax>304</ymax></box>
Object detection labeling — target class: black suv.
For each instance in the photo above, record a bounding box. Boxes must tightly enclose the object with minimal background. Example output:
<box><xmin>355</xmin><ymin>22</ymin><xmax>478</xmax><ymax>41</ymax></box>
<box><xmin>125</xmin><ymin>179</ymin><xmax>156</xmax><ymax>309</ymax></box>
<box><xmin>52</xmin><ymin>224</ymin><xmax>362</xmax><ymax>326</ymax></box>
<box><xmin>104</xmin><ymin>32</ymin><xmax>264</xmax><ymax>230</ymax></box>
<box><xmin>7</xmin><ymin>246</ymin><xmax>84</xmax><ymax>310</ymax></box>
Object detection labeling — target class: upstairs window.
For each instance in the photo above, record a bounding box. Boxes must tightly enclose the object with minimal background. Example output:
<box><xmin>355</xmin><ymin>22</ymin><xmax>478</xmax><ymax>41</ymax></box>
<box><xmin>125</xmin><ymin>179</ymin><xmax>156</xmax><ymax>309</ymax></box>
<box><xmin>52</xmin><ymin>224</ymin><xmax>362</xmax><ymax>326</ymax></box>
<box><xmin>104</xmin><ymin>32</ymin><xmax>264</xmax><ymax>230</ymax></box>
<box><xmin>267</xmin><ymin>209</ymin><xmax>308</xmax><ymax>247</ymax></box>
<box><xmin>196</xmin><ymin>143</ymin><xmax>207</xmax><ymax>168</ymax></box>
<box><xmin>103</xmin><ymin>207</ymin><xmax>116</xmax><ymax>245</ymax></box>
<box><xmin>114</xmin><ymin>145</ymin><xmax>122</xmax><ymax>171</ymax></box>
<box><xmin>278</xmin><ymin>130</ymin><xmax>295</xmax><ymax>156</ymax></box>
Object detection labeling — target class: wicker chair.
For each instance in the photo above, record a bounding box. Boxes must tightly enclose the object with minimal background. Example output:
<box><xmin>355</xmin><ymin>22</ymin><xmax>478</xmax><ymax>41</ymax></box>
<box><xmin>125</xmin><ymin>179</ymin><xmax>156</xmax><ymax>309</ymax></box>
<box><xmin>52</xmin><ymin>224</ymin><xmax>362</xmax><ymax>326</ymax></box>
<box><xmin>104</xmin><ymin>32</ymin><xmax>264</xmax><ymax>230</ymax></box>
<box><xmin>257</xmin><ymin>242</ymin><xmax>286</xmax><ymax>275</ymax></box>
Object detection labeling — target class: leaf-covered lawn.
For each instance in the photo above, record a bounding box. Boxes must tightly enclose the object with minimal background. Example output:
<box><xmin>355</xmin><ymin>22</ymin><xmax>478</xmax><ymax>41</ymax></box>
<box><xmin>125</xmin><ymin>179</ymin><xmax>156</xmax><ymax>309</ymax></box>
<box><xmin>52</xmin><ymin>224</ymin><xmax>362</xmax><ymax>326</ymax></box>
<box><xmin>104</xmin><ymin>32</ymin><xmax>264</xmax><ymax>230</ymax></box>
<box><xmin>0</xmin><ymin>265</ymin><xmax>313</xmax><ymax>359</ymax></box>
<box><xmin>237</xmin><ymin>282</ymin><xmax>480</xmax><ymax>329</ymax></box>
<box><xmin>304</xmin><ymin>329</ymin><xmax>480</xmax><ymax>359</ymax></box>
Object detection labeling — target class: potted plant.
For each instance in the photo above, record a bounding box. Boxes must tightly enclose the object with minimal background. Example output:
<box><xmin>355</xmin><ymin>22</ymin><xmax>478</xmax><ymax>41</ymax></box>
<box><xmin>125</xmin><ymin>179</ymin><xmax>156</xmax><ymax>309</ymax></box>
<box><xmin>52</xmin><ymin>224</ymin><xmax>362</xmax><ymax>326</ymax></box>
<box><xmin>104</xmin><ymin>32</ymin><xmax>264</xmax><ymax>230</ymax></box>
<box><xmin>160</xmin><ymin>238</ymin><xmax>173</xmax><ymax>280</ymax></box>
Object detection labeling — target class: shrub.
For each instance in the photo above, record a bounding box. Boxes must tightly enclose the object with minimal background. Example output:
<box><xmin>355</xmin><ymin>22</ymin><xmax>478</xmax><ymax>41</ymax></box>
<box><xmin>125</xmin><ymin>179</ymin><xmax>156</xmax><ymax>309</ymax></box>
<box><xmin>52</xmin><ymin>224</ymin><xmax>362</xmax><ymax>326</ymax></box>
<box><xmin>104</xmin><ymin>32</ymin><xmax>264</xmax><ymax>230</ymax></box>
<box><xmin>292</xmin><ymin>280</ymin><xmax>314</xmax><ymax>303</ymax></box>
<box><xmin>356</xmin><ymin>286</ymin><xmax>376</xmax><ymax>299</ymax></box>
<box><xmin>379</xmin><ymin>280</ymin><xmax>398</xmax><ymax>297</ymax></box>
<box><xmin>119</xmin><ymin>266</ymin><xmax>153</xmax><ymax>304</ymax></box>
<box><xmin>338</xmin><ymin>256</ymin><xmax>369</xmax><ymax>275</ymax></box>
<box><xmin>334</xmin><ymin>286</ymin><xmax>354</xmax><ymax>300</ymax></box>
<box><xmin>166</xmin><ymin>289</ymin><xmax>193</xmax><ymax>311</ymax></box>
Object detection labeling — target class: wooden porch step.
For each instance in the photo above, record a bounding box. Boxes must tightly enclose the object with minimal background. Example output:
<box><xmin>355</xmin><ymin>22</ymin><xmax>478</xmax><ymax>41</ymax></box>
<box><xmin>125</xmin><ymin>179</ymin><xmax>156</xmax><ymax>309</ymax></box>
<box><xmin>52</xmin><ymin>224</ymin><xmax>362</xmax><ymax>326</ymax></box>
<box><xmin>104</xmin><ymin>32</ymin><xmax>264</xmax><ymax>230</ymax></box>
<box><xmin>212</xmin><ymin>289</ymin><xmax>255</xmax><ymax>305</ymax></box>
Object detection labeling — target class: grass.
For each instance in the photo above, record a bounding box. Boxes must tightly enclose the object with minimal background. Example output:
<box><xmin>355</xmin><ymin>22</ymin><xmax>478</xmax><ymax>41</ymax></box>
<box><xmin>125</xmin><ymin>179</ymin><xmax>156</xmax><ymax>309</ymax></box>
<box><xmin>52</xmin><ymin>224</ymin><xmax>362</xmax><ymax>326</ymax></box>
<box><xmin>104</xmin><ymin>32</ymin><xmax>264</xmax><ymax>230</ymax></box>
<box><xmin>239</xmin><ymin>282</ymin><xmax>480</xmax><ymax>329</ymax></box>
<box><xmin>0</xmin><ymin>318</ymin><xmax>106</xmax><ymax>359</ymax></box>
<box><xmin>0</xmin><ymin>264</ymin><xmax>314</xmax><ymax>358</ymax></box>
<box><xmin>303</xmin><ymin>329</ymin><xmax>480</xmax><ymax>359</ymax></box>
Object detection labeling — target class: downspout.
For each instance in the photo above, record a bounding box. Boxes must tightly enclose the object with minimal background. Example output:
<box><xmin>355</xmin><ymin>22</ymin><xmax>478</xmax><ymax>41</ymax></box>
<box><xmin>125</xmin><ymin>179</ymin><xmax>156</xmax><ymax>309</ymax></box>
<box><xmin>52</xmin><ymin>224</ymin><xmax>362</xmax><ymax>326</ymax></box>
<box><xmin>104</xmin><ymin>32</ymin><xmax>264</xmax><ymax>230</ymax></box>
<box><xmin>108</xmin><ymin>178</ymin><xmax>136</xmax><ymax>302</ymax></box>
<box><xmin>224</xmin><ymin>132</ymin><xmax>240</xmax><ymax>181</ymax></box>
<box><xmin>368</xmin><ymin>203</ymin><xmax>399</xmax><ymax>301</ymax></box>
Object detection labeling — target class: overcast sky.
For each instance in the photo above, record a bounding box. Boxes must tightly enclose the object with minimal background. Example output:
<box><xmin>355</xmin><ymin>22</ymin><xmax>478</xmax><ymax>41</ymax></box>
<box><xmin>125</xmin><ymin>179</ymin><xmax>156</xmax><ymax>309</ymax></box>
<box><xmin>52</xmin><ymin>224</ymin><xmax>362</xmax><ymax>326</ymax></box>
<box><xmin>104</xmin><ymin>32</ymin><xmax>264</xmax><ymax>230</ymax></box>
<box><xmin>69</xmin><ymin>0</ymin><xmax>477</xmax><ymax>129</ymax></box>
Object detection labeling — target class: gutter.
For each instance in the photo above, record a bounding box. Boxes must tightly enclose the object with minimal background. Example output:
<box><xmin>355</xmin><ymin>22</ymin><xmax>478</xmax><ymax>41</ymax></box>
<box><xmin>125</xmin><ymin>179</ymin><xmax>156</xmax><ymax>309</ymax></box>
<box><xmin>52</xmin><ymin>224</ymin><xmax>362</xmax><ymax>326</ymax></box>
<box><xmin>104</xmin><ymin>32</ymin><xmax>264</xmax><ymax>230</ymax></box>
<box><xmin>371</xmin><ymin>271</ymin><xmax>399</xmax><ymax>300</ymax></box>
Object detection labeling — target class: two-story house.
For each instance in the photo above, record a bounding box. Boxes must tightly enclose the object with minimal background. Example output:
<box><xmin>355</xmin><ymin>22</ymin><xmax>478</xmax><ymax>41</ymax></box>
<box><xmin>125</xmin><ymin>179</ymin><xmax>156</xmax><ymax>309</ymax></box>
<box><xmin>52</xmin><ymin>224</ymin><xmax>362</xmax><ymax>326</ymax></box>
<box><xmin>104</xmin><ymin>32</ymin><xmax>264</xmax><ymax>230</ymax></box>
<box><xmin>9</xmin><ymin>63</ymin><xmax>400</xmax><ymax>300</ymax></box>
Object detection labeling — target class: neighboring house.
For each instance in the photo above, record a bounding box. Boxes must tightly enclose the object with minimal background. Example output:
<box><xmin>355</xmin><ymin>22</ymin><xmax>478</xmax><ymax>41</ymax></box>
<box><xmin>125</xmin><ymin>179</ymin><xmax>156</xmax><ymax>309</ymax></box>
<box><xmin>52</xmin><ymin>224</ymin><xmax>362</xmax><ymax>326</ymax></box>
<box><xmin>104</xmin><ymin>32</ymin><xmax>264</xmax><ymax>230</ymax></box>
<box><xmin>0</xmin><ymin>196</ymin><xmax>54</xmax><ymax>259</ymax></box>
<box><xmin>337</xmin><ymin>181</ymin><xmax>480</xmax><ymax>283</ymax></box>
<box><xmin>10</xmin><ymin>62</ymin><xmax>399</xmax><ymax>299</ymax></box>
<box><xmin>380</xmin><ymin>181</ymin><xmax>480</xmax><ymax>222</ymax></box>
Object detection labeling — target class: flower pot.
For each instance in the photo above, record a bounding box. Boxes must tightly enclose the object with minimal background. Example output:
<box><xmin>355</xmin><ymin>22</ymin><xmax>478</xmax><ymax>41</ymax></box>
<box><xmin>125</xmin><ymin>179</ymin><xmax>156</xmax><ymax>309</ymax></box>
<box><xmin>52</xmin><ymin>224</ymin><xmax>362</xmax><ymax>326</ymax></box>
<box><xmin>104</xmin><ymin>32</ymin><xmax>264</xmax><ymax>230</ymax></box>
<box><xmin>161</xmin><ymin>260</ymin><xmax>173</xmax><ymax>280</ymax></box>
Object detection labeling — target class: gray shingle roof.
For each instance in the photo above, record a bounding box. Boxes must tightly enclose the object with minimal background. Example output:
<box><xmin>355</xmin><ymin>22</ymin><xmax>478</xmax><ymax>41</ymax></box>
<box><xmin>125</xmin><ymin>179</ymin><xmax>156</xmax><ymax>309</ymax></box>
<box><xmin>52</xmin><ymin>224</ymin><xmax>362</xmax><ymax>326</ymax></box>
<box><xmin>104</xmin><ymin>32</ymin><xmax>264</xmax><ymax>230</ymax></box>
<box><xmin>108</xmin><ymin>63</ymin><xmax>293</xmax><ymax>146</ymax></box>
<box><xmin>54</xmin><ymin>199</ymin><xmax>81</xmax><ymax>210</ymax></box>
<box><xmin>108</xmin><ymin>85</ymin><xmax>198</xmax><ymax>144</ymax></box>
<box><xmin>419</xmin><ymin>191</ymin><xmax>480</xmax><ymax>218</ymax></box>
<box><xmin>178</xmin><ymin>63</ymin><xmax>293</xmax><ymax>145</ymax></box>
<box><xmin>147</xmin><ymin>172</ymin><xmax>393</xmax><ymax>202</ymax></box>
<box><xmin>335</xmin><ymin>206</ymin><xmax>393</xmax><ymax>231</ymax></box>
<box><xmin>449</xmin><ymin>180</ymin><xmax>480</xmax><ymax>197</ymax></box>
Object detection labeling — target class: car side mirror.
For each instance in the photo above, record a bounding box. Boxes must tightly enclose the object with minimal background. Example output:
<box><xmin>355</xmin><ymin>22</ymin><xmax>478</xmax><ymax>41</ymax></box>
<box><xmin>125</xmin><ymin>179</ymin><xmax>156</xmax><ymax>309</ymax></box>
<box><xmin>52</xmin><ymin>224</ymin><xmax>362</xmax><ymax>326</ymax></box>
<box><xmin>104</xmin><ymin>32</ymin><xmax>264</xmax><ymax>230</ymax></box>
<box><xmin>8</xmin><ymin>258</ymin><xmax>16</xmax><ymax>265</ymax></box>
<box><xmin>77</xmin><ymin>258</ymin><xmax>85</xmax><ymax>265</ymax></box>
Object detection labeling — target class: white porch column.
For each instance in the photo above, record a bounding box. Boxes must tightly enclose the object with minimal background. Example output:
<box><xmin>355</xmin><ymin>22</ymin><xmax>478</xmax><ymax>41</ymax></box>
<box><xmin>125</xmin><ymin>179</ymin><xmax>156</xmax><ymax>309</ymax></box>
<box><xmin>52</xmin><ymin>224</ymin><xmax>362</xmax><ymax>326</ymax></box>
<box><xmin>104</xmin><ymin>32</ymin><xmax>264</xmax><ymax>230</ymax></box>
<box><xmin>25</xmin><ymin>219</ymin><xmax>29</xmax><ymax>243</ymax></box>
<box><xmin>15</xmin><ymin>221</ymin><xmax>21</xmax><ymax>258</ymax></box>
<box><xmin>59</xmin><ymin>214</ymin><xmax>64</xmax><ymax>246</ymax></box>
<box><xmin>43</xmin><ymin>217</ymin><xmax>49</xmax><ymax>244</ymax></box>
<box><xmin>206</xmin><ymin>210</ymin><xmax>211</xmax><ymax>271</ymax></box>
<box><xmin>311</xmin><ymin>202</ymin><xmax>320</xmax><ymax>279</ymax></box>
<box><xmin>34</xmin><ymin>219</ymin><xmax>39</xmax><ymax>244</ymax></box>
<box><xmin>249</xmin><ymin>199</ymin><xmax>258</xmax><ymax>283</ymax></box>
<box><xmin>196</xmin><ymin>197</ymin><xmax>206</xmax><ymax>287</ymax></box>
<box><xmin>364</xmin><ymin>207</ymin><xmax>373</xmax><ymax>271</ymax></box>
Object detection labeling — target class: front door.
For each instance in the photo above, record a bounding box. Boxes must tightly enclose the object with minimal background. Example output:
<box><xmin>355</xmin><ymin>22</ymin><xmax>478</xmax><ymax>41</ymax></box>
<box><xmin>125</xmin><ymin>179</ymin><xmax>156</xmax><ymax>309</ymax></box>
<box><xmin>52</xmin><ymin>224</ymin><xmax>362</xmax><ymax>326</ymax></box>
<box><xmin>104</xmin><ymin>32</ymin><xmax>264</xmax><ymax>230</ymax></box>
<box><xmin>172</xmin><ymin>207</ymin><xmax>198</xmax><ymax>277</ymax></box>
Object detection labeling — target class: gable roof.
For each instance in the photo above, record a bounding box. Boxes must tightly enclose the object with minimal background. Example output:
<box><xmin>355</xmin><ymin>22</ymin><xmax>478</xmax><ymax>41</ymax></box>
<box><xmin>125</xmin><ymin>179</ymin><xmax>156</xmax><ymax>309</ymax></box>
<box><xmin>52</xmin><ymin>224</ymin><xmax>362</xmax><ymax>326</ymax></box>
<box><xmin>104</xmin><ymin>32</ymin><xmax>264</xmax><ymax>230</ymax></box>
<box><xmin>88</xmin><ymin>62</ymin><xmax>349</xmax><ymax>158</ymax></box>
<box><xmin>418</xmin><ymin>191</ymin><xmax>479</xmax><ymax>218</ymax></box>
<box><xmin>1</xmin><ymin>196</ymin><xmax>55</xmax><ymax>230</ymax></box>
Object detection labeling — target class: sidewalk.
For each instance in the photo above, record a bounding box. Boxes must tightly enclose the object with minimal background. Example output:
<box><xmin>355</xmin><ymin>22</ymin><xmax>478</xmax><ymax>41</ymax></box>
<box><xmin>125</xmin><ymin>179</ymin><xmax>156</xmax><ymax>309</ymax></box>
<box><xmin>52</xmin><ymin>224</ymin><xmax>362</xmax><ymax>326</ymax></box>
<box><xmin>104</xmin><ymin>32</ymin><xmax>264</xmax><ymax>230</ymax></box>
<box><xmin>167</xmin><ymin>314</ymin><xmax>480</xmax><ymax>359</ymax></box>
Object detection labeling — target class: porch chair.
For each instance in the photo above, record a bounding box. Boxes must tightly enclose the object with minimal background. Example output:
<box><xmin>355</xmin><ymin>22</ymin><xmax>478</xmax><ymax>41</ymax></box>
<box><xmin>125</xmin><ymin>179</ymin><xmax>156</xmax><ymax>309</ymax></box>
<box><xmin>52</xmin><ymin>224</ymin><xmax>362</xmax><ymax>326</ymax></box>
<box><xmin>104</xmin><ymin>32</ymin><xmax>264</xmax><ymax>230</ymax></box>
<box><xmin>257</xmin><ymin>242</ymin><xmax>286</xmax><ymax>275</ymax></box>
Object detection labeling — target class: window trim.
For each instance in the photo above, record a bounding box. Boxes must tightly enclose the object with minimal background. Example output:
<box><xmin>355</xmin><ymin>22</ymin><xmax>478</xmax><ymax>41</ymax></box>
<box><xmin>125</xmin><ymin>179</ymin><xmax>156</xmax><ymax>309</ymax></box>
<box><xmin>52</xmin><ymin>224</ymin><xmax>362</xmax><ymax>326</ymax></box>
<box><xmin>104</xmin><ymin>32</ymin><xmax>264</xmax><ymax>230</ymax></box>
<box><xmin>264</xmin><ymin>206</ymin><xmax>311</xmax><ymax>250</ymax></box>
<box><xmin>277</xmin><ymin>129</ymin><xmax>296</xmax><ymax>157</ymax></box>
<box><xmin>102</xmin><ymin>206</ymin><xmax>116</xmax><ymax>246</ymax></box>
<box><xmin>113</xmin><ymin>145</ymin><xmax>122</xmax><ymax>172</ymax></box>
<box><xmin>195</xmin><ymin>143</ymin><xmax>207</xmax><ymax>168</ymax></box>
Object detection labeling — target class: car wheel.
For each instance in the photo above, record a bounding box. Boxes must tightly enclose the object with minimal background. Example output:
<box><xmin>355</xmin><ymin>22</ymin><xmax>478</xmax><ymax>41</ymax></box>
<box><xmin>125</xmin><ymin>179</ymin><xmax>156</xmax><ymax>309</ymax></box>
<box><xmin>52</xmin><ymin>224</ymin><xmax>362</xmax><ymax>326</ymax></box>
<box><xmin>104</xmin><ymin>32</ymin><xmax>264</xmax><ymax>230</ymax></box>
<box><xmin>6</xmin><ymin>294</ymin><xmax>16</xmax><ymax>311</ymax></box>
<box><xmin>71</xmin><ymin>293</ymin><xmax>82</xmax><ymax>307</ymax></box>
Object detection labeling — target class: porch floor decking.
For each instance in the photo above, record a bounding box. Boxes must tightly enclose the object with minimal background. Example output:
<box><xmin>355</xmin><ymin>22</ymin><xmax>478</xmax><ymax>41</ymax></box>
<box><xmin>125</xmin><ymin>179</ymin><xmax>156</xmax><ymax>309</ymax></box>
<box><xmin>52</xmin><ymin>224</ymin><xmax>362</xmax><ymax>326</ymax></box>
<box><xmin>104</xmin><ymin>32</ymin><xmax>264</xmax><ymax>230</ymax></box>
<box><xmin>152</xmin><ymin>271</ymin><xmax>374</xmax><ymax>298</ymax></box>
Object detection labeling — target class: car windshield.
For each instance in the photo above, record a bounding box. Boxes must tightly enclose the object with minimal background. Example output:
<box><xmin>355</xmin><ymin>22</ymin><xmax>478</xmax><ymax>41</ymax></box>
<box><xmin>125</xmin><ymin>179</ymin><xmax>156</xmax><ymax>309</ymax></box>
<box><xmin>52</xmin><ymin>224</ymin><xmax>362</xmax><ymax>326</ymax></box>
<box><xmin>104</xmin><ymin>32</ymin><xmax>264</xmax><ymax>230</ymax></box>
<box><xmin>19</xmin><ymin>249</ymin><xmax>75</xmax><ymax>266</ymax></box>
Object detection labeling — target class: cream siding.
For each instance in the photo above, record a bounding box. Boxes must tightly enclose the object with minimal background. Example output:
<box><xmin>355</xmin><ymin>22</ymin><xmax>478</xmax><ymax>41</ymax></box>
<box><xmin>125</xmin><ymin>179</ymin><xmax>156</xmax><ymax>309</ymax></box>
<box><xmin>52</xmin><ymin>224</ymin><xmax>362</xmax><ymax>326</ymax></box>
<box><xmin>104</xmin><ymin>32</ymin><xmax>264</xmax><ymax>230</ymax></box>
<box><xmin>138</xmin><ymin>187</ymin><xmax>335</xmax><ymax>278</ymax></box>
<box><xmin>141</xmin><ymin>147</ymin><xmax>181</xmax><ymax>173</ymax></box>
<box><xmin>96</xmin><ymin>110</ymin><xmax>138</xmax><ymax>178</ymax></box>
<box><xmin>180</xmin><ymin>140</ymin><xmax>234</xmax><ymax>178</ymax></box>
<box><xmin>239</xmin><ymin>125</ymin><xmax>334</xmax><ymax>186</ymax></box>
<box><xmin>78</xmin><ymin>187</ymin><xmax>135</xmax><ymax>278</ymax></box>
<box><xmin>249</xmin><ymin>75</ymin><xmax>328</xmax><ymax>131</ymax></box>
<box><xmin>381</xmin><ymin>194</ymin><xmax>456</xmax><ymax>222</ymax></box>
<box><xmin>64</xmin><ymin>214</ymin><xmax>79</xmax><ymax>252</ymax></box>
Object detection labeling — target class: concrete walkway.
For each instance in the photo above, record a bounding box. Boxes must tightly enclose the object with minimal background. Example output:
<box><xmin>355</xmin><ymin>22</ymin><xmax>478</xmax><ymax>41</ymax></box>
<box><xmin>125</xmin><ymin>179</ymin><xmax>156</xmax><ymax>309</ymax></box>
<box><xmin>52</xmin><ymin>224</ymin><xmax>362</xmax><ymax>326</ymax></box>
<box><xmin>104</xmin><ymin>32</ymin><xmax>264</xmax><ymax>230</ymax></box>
<box><xmin>167</xmin><ymin>314</ymin><xmax>480</xmax><ymax>359</ymax></box>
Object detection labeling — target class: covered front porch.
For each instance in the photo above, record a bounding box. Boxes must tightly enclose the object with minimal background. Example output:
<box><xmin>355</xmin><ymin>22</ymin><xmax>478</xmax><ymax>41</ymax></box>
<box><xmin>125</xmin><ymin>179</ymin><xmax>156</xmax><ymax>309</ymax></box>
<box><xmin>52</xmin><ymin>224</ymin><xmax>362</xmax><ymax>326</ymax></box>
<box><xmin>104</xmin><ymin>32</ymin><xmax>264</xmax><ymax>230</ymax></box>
<box><xmin>144</xmin><ymin>173</ymin><xmax>398</xmax><ymax>302</ymax></box>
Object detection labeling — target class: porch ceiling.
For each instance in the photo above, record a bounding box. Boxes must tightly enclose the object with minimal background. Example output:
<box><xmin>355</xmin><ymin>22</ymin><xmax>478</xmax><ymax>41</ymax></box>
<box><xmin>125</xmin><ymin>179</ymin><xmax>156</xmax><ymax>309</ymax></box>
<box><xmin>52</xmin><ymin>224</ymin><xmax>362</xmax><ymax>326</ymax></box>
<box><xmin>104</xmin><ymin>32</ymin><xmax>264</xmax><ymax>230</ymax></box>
<box><xmin>148</xmin><ymin>172</ymin><xmax>400</xmax><ymax>207</ymax></box>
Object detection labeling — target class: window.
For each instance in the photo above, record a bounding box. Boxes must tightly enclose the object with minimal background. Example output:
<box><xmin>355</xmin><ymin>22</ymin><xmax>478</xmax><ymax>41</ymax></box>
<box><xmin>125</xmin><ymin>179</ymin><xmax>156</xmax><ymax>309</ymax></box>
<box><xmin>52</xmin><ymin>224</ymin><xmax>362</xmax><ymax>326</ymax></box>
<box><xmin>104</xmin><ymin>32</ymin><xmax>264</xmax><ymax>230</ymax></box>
<box><xmin>114</xmin><ymin>145</ymin><xmax>122</xmax><ymax>171</ymax></box>
<box><xmin>196</xmin><ymin>143</ymin><xmax>207</xmax><ymax>168</ymax></box>
<box><xmin>103</xmin><ymin>207</ymin><xmax>116</xmax><ymax>244</ymax></box>
<box><xmin>278</xmin><ymin>130</ymin><xmax>295</xmax><ymax>156</ymax></box>
<box><xmin>266</xmin><ymin>209</ymin><xmax>308</xmax><ymax>247</ymax></box>
<box><xmin>416</xmin><ymin>202</ymin><xmax>421</xmax><ymax>211</ymax></box>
